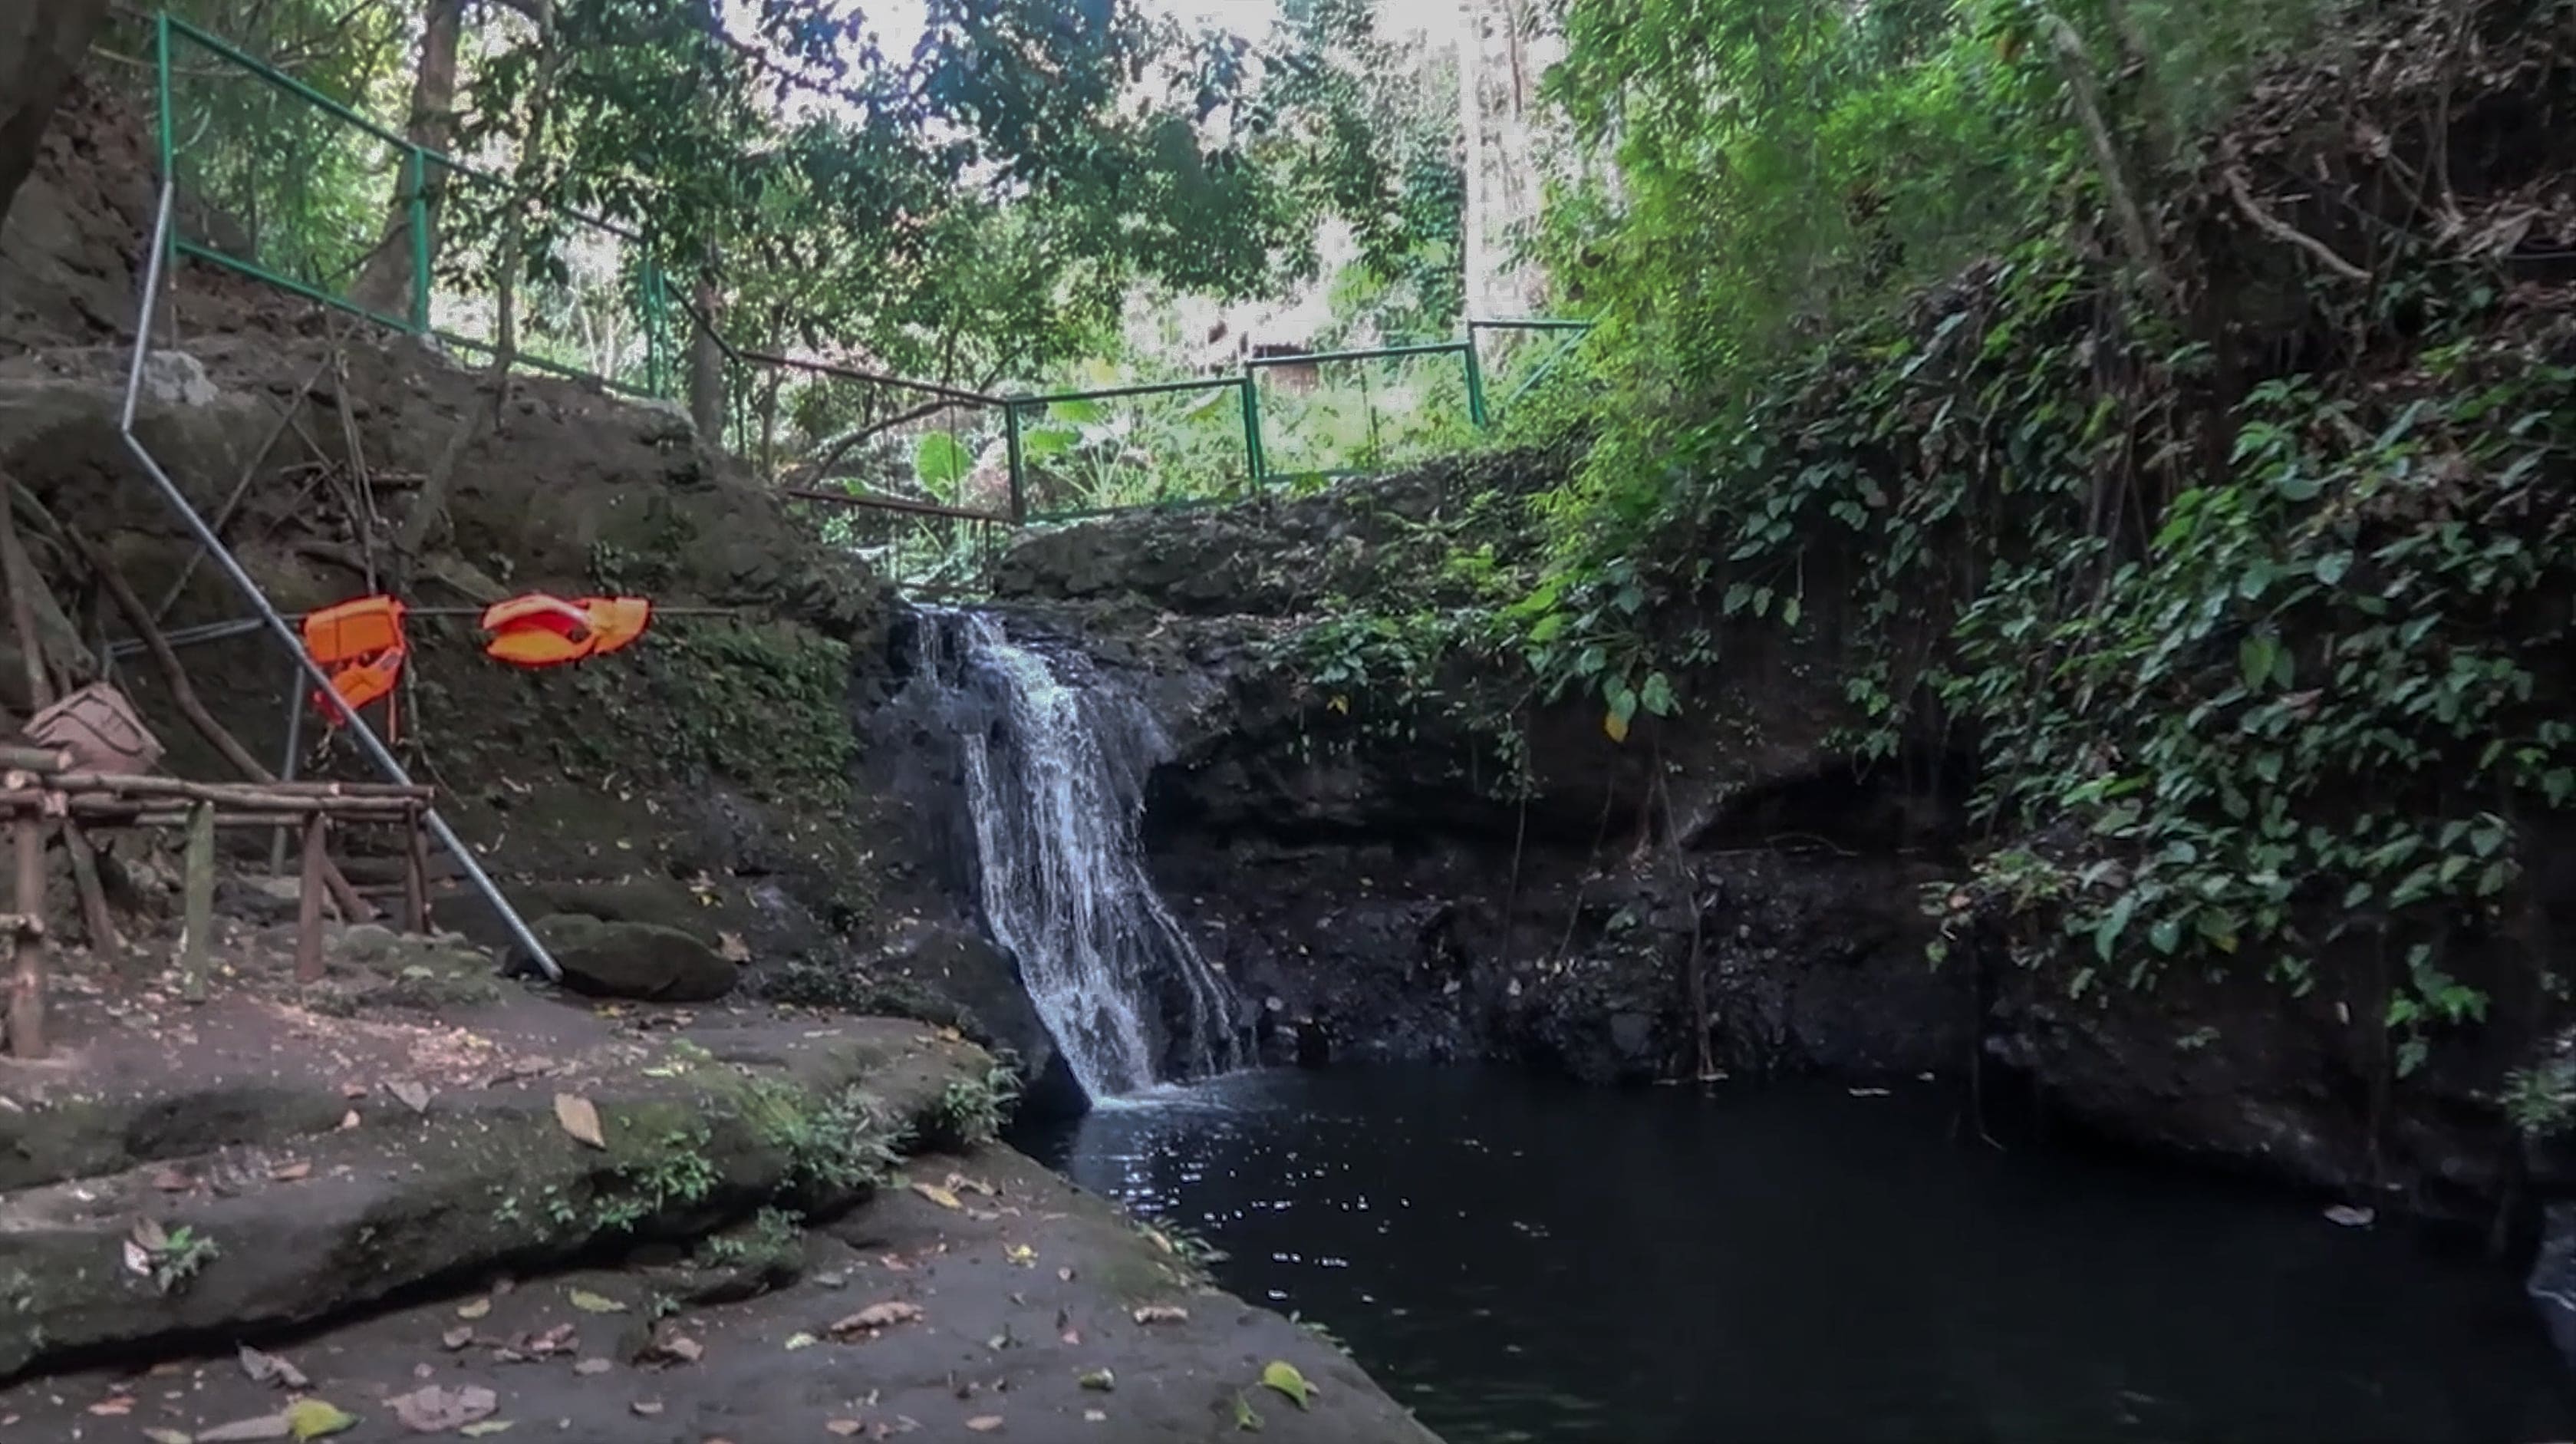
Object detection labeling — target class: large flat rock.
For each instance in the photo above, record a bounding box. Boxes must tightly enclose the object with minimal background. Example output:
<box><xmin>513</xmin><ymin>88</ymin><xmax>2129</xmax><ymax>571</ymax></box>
<box><xmin>0</xmin><ymin>1010</ymin><xmax>985</xmax><ymax>1380</ymax></box>
<box><xmin>0</xmin><ymin>1143</ymin><xmax>1438</xmax><ymax>1442</ymax></box>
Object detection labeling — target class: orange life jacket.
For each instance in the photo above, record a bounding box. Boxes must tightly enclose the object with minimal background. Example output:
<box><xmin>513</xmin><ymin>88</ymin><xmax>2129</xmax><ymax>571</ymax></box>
<box><xmin>479</xmin><ymin>594</ymin><xmax>654</xmax><ymax>668</ymax></box>
<box><xmin>301</xmin><ymin>596</ymin><xmax>409</xmax><ymax>727</ymax></box>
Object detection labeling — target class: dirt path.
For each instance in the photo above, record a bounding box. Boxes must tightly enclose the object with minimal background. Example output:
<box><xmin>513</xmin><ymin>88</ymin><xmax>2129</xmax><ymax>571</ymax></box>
<box><xmin>0</xmin><ymin>1146</ymin><xmax>1436</xmax><ymax>1443</ymax></box>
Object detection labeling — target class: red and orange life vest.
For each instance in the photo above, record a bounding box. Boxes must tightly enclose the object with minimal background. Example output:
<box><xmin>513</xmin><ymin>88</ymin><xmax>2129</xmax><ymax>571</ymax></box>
<box><xmin>479</xmin><ymin>594</ymin><xmax>653</xmax><ymax>668</ymax></box>
<box><xmin>301</xmin><ymin>595</ymin><xmax>408</xmax><ymax>725</ymax></box>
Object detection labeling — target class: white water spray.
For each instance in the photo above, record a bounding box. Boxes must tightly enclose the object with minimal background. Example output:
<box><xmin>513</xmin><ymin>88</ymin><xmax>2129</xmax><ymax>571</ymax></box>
<box><xmin>943</xmin><ymin>612</ymin><xmax>1240</xmax><ymax>1099</ymax></box>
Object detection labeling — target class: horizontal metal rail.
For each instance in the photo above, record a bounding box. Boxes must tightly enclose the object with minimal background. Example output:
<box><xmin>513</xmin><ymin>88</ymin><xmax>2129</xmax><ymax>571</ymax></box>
<box><xmin>1005</xmin><ymin>374</ymin><xmax>1240</xmax><ymax>407</ymax></box>
<box><xmin>779</xmin><ymin>487</ymin><xmax>1010</xmax><ymax>523</ymax></box>
<box><xmin>1246</xmin><ymin>340</ymin><xmax>1468</xmax><ymax>368</ymax></box>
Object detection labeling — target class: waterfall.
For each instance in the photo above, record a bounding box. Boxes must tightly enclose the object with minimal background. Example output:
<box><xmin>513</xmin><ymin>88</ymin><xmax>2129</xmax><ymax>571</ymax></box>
<box><xmin>935</xmin><ymin>610</ymin><xmax>1242</xmax><ymax>1100</ymax></box>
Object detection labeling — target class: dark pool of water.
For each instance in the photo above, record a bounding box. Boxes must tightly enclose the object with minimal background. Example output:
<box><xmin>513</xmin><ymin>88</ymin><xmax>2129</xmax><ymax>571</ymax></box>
<box><xmin>1013</xmin><ymin>1067</ymin><xmax>2576</xmax><ymax>1444</ymax></box>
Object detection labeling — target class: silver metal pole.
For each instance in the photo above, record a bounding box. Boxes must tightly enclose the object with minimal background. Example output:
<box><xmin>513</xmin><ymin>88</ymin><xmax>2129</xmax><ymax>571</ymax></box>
<box><xmin>114</xmin><ymin>181</ymin><xmax>560</xmax><ymax>981</ymax></box>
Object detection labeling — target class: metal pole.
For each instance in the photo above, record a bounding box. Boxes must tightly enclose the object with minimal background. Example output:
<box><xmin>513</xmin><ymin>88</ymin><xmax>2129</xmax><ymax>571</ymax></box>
<box><xmin>118</xmin><ymin>181</ymin><xmax>560</xmax><ymax>981</ymax></box>
<box><xmin>1003</xmin><ymin>401</ymin><xmax>1027</xmax><ymax>525</ymax></box>
<box><xmin>1464</xmin><ymin>335</ymin><xmax>1490</xmax><ymax>430</ymax></box>
<box><xmin>1239</xmin><ymin>375</ymin><xmax>1265</xmax><ymax>488</ymax></box>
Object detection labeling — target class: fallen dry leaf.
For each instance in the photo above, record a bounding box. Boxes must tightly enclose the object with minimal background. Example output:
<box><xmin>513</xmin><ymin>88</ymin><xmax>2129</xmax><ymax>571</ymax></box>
<box><xmin>269</xmin><ymin>1160</ymin><xmax>313</xmax><ymax>1182</ymax></box>
<box><xmin>965</xmin><ymin>1418</ymin><xmax>1003</xmax><ymax>1433</ymax></box>
<box><xmin>390</xmin><ymin>1080</ymin><xmax>432</xmax><ymax>1114</ymax></box>
<box><xmin>829</xmin><ymin>1301</ymin><xmax>923</xmax><ymax>1337</ymax></box>
<box><xmin>911</xmin><ymin>1182</ymin><xmax>963</xmax><ymax>1211</ymax></box>
<box><xmin>566</xmin><ymin>1287</ymin><xmax>626</xmax><ymax>1314</ymax></box>
<box><xmin>457</xmin><ymin>1425</ymin><xmax>514</xmax><ymax>1439</ymax></box>
<box><xmin>238</xmin><ymin>1343</ymin><xmax>310</xmax><ymax>1390</ymax></box>
<box><xmin>574</xmin><ymin>1358</ymin><xmax>612</xmax><ymax>1376</ymax></box>
<box><xmin>340</xmin><ymin>1081</ymin><xmax>368</xmax><ymax>1099</ymax></box>
<box><xmin>647</xmin><ymin>1330</ymin><xmax>705</xmax><ymax>1365</ymax></box>
<box><xmin>554</xmin><ymin>1094</ymin><xmax>606</xmax><ymax>1149</ymax></box>
<box><xmin>86</xmin><ymin>1396</ymin><xmax>133</xmax><ymax>1416</ymax></box>
<box><xmin>1131</xmin><ymin>1305</ymin><xmax>1188</xmax><ymax>1325</ymax></box>
<box><xmin>827</xmin><ymin>1423</ymin><xmax>865</xmax><ymax>1438</ymax></box>
<box><xmin>337</xmin><ymin>1110</ymin><xmax>361</xmax><ymax>1131</ymax></box>
<box><xmin>143</xmin><ymin>1429</ymin><xmax>194</xmax><ymax>1444</ymax></box>
<box><xmin>631</xmin><ymin>1401</ymin><xmax>664</xmax><ymax>1417</ymax></box>
<box><xmin>456</xmin><ymin>1297</ymin><xmax>492</xmax><ymax>1320</ymax></box>
<box><xmin>717</xmin><ymin>931</ymin><xmax>751</xmax><ymax>964</ymax></box>
<box><xmin>517</xmin><ymin>1323</ymin><xmax>578</xmax><ymax>1357</ymax></box>
<box><xmin>390</xmin><ymin>1383</ymin><xmax>499</xmax><ymax>1432</ymax></box>
<box><xmin>442</xmin><ymin>1326</ymin><xmax>476</xmax><ymax>1350</ymax></box>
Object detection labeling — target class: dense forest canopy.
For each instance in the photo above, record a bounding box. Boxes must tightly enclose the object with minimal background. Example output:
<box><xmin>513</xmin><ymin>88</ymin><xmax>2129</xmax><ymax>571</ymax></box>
<box><xmin>135</xmin><ymin>0</ymin><xmax>1450</xmax><ymax>396</ymax></box>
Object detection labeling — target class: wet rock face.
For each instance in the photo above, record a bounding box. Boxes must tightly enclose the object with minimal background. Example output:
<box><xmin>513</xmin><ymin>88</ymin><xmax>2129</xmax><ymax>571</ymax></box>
<box><xmin>965</xmin><ymin>458</ymin><xmax>2555</xmax><ymax>1219</ymax></box>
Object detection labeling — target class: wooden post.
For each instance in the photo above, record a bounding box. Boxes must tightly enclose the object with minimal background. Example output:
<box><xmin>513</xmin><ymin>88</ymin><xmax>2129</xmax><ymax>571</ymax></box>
<box><xmin>180</xmin><ymin>800</ymin><xmax>213</xmax><ymax>1003</ymax></box>
<box><xmin>64</xmin><ymin>819</ymin><xmax>118</xmax><ymax>956</ymax></box>
<box><xmin>401</xmin><ymin>804</ymin><xmax>430</xmax><ymax>934</ymax></box>
<box><xmin>295</xmin><ymin>812</ymin><xmax>328</xmax><ymax>984</ymax></box>
<box><xmin>8</xmin><ymin>815</ymin><xmax>44</xmax><ymax>1057</ymax></box>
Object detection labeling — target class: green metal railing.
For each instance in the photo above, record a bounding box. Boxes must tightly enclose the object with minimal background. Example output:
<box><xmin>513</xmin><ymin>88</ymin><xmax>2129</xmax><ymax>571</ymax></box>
<box><xmin>146</xmin><ymin>11</ymin><xmax>1594</xmax><ymax>574</ymax></box>
<box><xmin>154</xmin><ymin>13</ymin><xmax>670</xmax><ymax>397</ymax></box>
<box><xmin>996</xmin><ymin>322</ymin><xmax>1592</xmax><ymax>526</ymax></box>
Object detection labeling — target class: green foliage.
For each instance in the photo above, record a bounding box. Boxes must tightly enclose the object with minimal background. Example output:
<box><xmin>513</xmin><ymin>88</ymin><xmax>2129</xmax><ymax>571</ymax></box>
<box><xmin>1536</xmin><ymin>0</ymin><xmax>2340</xmax><ymax>477</ymax></box>
<box><xmin>646</xmin><ymin>623</ymin><xmax>855</xmax><ymax>804</ymax></box>
<box><xmin>735</xmin><ymin>1079</ymin><xmax>908</xmax><ymax>1199</ymax></box>
<box><xmin>929</xmin><ymin>1064</ymin><xmax>1025</xmax><ymax>1149</ymax></box>
<box><xmin>596</xmin><ymin>1123</ymin><xmax>720</xmax><ymax>1232</ymax></box>
<box><xmin>2502</xmin><ymin>1058</ymin><xmax>2576</xmax><ymax>1139</ymax></box>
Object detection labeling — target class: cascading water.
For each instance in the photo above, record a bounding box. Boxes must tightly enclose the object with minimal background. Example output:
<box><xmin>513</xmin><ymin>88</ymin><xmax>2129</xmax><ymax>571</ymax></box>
<box><xmin>932</xmin><ymin>609</ymin><xmax>1241</xmax><ymax>1101</ymax></box>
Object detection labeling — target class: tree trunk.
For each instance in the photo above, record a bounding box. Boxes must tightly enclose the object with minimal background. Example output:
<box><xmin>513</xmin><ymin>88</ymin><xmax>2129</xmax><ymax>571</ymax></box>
<box><xmin>351</xmin><ymin>0</ymin><xmax>464</xmax><ymax>318</ymax></box>
<box><xmin>688</xmin><ymin>260</ymin><xmax>726</xmax><ymax>443</ymax></box>
<box><xmin>394</xmin><ymin>0</ymin><xmax>560</xmax><ymax>566</ymax></box>
<box><xmin>0</xmin><ymin>0</ymin><xmax>113</xmax><ymax>234</ymax></box>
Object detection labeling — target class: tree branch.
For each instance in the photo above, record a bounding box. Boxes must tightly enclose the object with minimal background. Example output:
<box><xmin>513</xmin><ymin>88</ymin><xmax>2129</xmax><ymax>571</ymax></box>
<box><xmin>2224</xmin><ymin>163</ymin><xmax>2370</xmax><ymax>283</ymax></box>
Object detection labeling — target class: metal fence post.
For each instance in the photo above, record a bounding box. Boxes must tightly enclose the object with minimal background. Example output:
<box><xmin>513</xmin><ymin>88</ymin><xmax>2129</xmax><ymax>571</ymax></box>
<box><xmin>153</xmin><ymin>13</ymin><xmax>175</xmax><ymax>193</ymax></box>
<box><xmin>1003</xmin><ymin>401</ymin><xmax>1027</xmax><ymax>524</ymax></box>
<box><xmin>1240</xmin><ymin>374</ymin><xmax>1265</xmax><ymax>488</ymax></box>
<box><xmin>407</xmin><ymin>147</ymin><xmax>432</xmax><ymax>335</ymax></box>
<box><xmin>1463</xmin><ymin>331</ymin><xmax>1491</xmax><ymax>430</ymax></box>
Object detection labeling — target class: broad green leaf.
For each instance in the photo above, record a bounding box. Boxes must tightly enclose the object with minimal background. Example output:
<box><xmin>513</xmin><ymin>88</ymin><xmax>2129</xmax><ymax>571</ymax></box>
<box><xmin>1048</xmin><ymin>397</ymin><xmax>1107</xmax><ymax>424</ymax></box>
<box><xmin>914</xmin><ymin>433</ymin><xmax>973</xmax><ymax>488</ymax></box>
<box><xmin>1640</xmin><ymin>671</ymin><xmax>1676</xmax><ymax>717</ymax></box>
<box><xmin>1020</xmin><ymin>424</ymin><xmax>1080</xmax><ymax>458</ymax></box>
<box><xmin>287</xmin><ymin>1399</ymin><xmax>357</xmax><ymax>1440</ymax></box>
<box><xmin>1260</xmin><ymin>1360</ymin><xmax>1313</xmax><ymax>1410</ymax></box>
